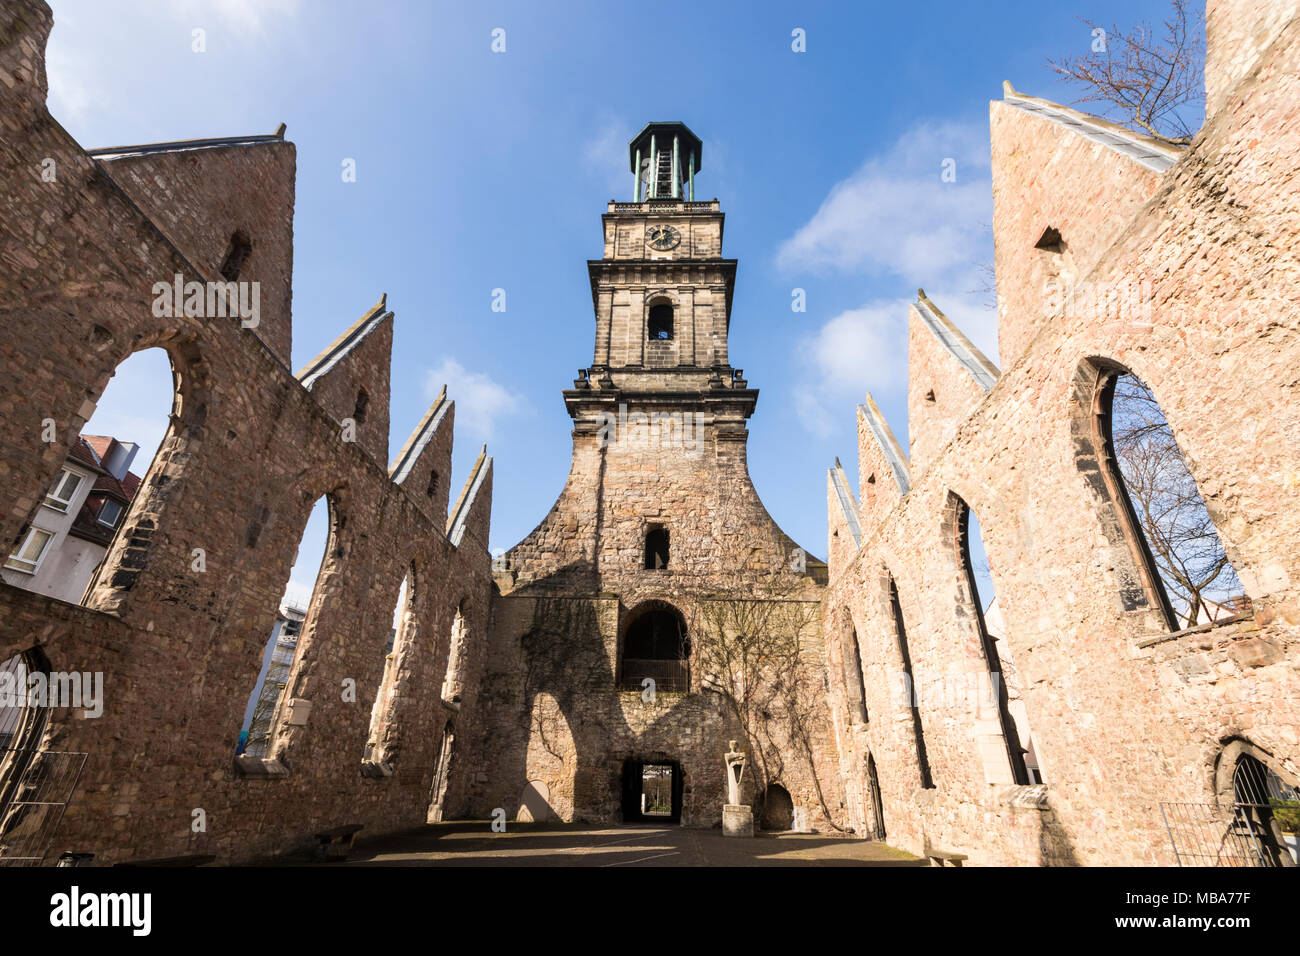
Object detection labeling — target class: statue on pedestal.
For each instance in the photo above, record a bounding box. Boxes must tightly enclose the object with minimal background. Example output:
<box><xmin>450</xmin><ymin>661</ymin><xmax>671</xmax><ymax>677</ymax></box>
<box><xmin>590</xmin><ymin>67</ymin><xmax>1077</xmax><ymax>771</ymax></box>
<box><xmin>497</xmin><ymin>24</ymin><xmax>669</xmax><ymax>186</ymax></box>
<box><xmin>722</xmin><ymin>739</ymin><xmax>754</xmax><ymax>837</ymax></box>
<box><xmin>725</xmin><ymin>739</ymin><xmax>745</xmax><ymax>805</ymax></box>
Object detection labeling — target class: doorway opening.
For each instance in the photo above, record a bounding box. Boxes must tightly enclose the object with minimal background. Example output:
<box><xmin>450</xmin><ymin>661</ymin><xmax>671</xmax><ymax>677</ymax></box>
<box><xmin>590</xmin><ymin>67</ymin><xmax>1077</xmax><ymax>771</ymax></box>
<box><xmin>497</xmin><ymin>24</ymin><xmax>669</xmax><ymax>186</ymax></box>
<box><xmin>621</xmin><ymin>758</ymin><xmax>682</xmax><ymax>824</ymax></box>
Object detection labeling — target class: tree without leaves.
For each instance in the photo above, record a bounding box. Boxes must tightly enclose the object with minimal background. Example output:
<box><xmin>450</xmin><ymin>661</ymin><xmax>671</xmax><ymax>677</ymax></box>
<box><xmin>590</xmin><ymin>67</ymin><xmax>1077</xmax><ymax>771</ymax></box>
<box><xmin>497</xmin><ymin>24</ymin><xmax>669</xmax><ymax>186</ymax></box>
<box><xmin>1110</xmin><ymin>374</ymin><xmax>1242</xmax><ymax>627</ymax></box>
<box><xmin>686</xmin><ymin>577</ymin><xmax>848</xmax><ymax>832</ymax></box>
<box><xmin>1047</xmin><ymin>0</ymin><xmax>1204</xmax><ymax>145</ymax></box>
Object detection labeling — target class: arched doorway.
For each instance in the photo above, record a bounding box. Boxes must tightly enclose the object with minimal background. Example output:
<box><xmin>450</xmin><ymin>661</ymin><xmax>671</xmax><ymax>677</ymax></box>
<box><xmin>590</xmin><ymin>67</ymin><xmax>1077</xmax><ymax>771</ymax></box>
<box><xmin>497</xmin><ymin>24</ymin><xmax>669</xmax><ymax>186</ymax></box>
<box><xmin>759</xmin><ymin>783</ymin><xmax>794</xmax><ymax>831</ymax></box>
<box><xmin>620</xmin><ymin>601</ymin><xmax>690</xmax><ymax>692</ymax></box>
<box><xmin>0</xmin><ymin>647</ymin><xmax>84</xmax><ymax>865</ymax></box>
<box><xmin>1228</xmin><ymin>751</ymin><xmax>1297</xmax><ymax>867</ymax></box>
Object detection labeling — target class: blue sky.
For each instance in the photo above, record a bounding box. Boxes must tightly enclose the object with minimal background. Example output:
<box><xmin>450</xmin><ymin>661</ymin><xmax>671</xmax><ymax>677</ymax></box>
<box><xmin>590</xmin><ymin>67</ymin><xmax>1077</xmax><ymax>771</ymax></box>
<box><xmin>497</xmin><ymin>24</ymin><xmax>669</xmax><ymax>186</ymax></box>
<box><xmin>49</xmin><ymin>0</ymin><xmax>1186</xmax><ymax>601</ymax></box>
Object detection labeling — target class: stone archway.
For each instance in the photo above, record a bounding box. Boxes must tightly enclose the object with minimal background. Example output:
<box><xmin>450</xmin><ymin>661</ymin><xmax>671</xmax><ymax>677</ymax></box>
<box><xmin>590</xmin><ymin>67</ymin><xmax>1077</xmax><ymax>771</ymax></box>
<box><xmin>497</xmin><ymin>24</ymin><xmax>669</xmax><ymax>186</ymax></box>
<box><xmin>759</xmin><ymin>783</ymin><xmax>794</xmax><ymax>830</ymax></box>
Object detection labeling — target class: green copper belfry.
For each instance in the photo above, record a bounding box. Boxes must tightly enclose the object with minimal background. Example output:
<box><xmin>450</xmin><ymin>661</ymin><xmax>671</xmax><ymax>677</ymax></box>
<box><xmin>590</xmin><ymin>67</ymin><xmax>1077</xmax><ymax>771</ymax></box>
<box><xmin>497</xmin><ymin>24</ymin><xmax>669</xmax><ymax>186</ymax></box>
<box><xmin>628</xmin><ymin>122</ymin><xmax>703</xmax><ymax>202</ymax></box>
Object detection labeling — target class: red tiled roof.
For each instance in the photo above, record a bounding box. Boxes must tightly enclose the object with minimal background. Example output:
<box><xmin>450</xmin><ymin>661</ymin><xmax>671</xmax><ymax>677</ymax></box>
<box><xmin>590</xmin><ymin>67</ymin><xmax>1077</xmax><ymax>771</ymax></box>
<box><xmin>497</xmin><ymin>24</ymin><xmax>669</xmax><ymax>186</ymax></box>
<box><xmin>82</xmin><ymin>435</ymin><xmax>114</xmax><ymax>461</ymax></box>
<box><xmin>66</xmin><ymin>437</ymin><xmax>104</xmax><ymax>471</ymax></box>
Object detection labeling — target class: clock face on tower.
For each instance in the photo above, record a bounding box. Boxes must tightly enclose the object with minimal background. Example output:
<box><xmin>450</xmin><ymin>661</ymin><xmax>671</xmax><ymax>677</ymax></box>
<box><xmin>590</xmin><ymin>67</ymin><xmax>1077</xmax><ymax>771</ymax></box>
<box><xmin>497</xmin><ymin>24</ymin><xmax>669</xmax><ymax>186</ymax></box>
<box><xmin>646</xmin><ymin>224</ymin><xmax>682</xmax><ymax>252</ymax></box>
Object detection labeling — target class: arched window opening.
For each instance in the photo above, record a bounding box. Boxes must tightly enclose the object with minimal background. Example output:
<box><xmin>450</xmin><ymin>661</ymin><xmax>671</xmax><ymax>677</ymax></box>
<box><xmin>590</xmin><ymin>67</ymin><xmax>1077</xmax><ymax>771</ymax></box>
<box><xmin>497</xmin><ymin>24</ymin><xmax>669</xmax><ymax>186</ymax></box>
<box><xmin>0</xmin><ymin>647</ymin><xmax>51</xmax><ymax>761</ymax></box>
<box><xmin>954</xmin><ymin>500</ymin><xmax>1039</xmax><ymax>786</ymax></box>
<box><xmin>620</xmin><ymin>602</ymin><xmax>690</xmax><ymax>692</ymax></box>
<box><xmin>1034</xmin><ymin>225</ymin><xmax>1065</xmax><ymax>253</ymax></box>
<box><xmin>237</xmin><ymin>494</ymin><xmax>333</xmax><ymax>758</ymax></box>
<box><xmin>644</xmin><ymin>526</ymin><xmax>669</xmax><ymax>570</ymax></box>
<box><xmin>0</xmin><ymin>646</ymin><xmax>56</xmax><ymax>864</ymax></box>
<box><xmin>427</xmin><ymin>720</ymin><xmax>456</xmax><ymax>823</ymax></box>
<box><xmin>842</xmin><ymin>622</ymin><xmax>868</xmax><ymax>725</ymax></box>
<box><xmin>1102</xmin><ymin>370</ymin><xmax>1243</xmax><ymax>630</ymax></box>
<box><xmin>426</xmin><ymin>469</ymin><xmax>439</xmax><ymax>499</ymax></box>
<box><xmin>219</xmin><ymin>230</ymin><xmax>252</xmax><ymax>282</ymax></box>
<box><xmin>647</xmin><ymin>302</ymin><xmax>674</xmax><ymax>340</ymax></box>
<box><xmin>888</xmin><ymin>576</ymin><xmax>934</xmax><ymax>789</ymax></box>
<box><xmin>441</xmin><ymin>602</ymin><xmax>469</xmax><ymax>704</ymax></box>
<box><xmin>759</xmin><ymin>783</ymin><xmax>795</xmax><ymax>831</ymax></box>
<box><xmin>2</xmin><ymin>348</ymin><xmax>174</xmax><ymax>608</ymax></box>
<box><xmin>352</xmin><ymin>388</ymin><xmax>369</xmax><ymax>426</ymax></box>
<box><xmin>867</xmin><ymin>753</ymin><xmax>886</xmax><ymax>841</ymax></box>
<box><xmin>1219</xmin><ymin>745</ymin><xmax>1299</xmax><ymax>867</ymax></box>
<box><xmin>364</xmin><ymin>567</ymin><xmax>414</xmax><ymax>767</ymax></box>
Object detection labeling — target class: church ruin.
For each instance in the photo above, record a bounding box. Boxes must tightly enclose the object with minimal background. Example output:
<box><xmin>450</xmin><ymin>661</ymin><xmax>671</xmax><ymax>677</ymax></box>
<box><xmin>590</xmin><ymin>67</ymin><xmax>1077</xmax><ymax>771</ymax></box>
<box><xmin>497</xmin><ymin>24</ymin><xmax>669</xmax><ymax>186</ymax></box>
<box><xmin>0</xmin><ymin>0</ymin><xmax>1297</xmax><ymax>866</ymax></box>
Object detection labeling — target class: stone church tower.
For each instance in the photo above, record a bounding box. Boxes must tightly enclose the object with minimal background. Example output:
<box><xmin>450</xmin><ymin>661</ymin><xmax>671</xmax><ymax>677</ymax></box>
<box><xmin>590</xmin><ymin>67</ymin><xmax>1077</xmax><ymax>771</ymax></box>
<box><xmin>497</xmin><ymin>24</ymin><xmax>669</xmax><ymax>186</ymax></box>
<box><xmin>464</xmin><ymin>122</ymin><xmax>846</xmax><ymax>829</ymax></box>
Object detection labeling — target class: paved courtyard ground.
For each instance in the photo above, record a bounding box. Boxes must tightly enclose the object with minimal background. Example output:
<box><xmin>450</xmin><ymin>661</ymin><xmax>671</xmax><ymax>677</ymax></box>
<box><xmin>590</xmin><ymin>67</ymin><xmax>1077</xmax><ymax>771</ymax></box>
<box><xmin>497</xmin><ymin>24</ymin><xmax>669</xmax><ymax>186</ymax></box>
<box><xmin>295</xmin><ymin>821</ymin><xmax>926</xmax><ymax>867</ymax></box>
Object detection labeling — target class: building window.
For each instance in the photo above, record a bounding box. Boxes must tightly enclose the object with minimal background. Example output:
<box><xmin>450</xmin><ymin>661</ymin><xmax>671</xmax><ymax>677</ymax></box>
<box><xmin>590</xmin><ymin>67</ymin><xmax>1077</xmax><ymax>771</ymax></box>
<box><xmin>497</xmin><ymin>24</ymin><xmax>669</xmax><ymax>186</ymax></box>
<box><xmin>644</xmin><ymin>526</ymin><xmax>669</xmax><ymax>570</ymax></box>
<box><xmin>441</xmin><ymin>603</ymin><xmax>469</xmax><ymax>704</ymax></box>
<box><xmin>843</xmin><ymin>623</ymin><xmax>868</xmax><ymax>725</ymax></box>
<box><xmin>1104</xmin><ymin>370</ymin><xmax>1242</xmax><ymax>629</ymax></box>
<box><xmin>952</xmin><ymin>497</ymin><xmax>1036</xmax><ymax>786</ymax></box>
<box><xmin>648</xmin><ymin>303</ymin><xmax>674</xmax><ymax>340</ymax></box>
<box><xmin>97</xmin><ymin>499</ymin><xmax>124</xmax><ymax>529</ymax></box>
<box><xmin>620</xmin><ymin>601</ymin><xmax>690</xmax><ymax>692</ymax></box>
<box><xmin>365</xmin><ymin>568</ymin><xmax>413</xmax><ymax>765</ymax></box>
<box><xmin>44</xmin><ymin>469</ymin><xmax>83</xmax><ymax>513</ymax></box>
<box><xmin>888</xmin><ymin>575</ymin><xmax>934</xmax><ymax>789</ymax></box>
<box><xmin>352</xmin><ymin>388</ymin><xmax>369</xmax><ymax>425</ymax></box>
<box><xmin>5</xmin><ymin>527</ymin><xmax>54</xmax><ymax>575</ymax></box>
<box><xmin>219</xmin><ymin>230</ymin><xmax>252</xmax><ymax>282</ymax></box>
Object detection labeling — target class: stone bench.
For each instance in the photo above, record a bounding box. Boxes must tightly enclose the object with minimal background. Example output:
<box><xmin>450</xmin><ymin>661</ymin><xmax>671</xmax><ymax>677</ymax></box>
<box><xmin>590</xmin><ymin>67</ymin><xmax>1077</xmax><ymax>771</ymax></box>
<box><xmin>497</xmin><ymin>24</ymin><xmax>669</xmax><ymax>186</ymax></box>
<box><xmin>314</xmin><ymin>823</ymin><xmax>364</xmax><ymax>861</ymax></box>
<box><xmin>926</xmin><ymin>849</ymin><xmax>968</xmax><ymax>867</ymax></box>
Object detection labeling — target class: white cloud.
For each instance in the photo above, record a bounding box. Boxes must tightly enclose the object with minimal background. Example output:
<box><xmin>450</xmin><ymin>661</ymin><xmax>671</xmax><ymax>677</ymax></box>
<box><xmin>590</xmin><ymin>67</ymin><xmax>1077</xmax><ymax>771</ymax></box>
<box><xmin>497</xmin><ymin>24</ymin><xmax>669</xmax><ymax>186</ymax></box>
<box><xmin>777</xmin><ymin>120</ymin><xmax>992</xmax><ymax>281</ymax></box>
<box><xmin>781</xmin><ymin>120</ymin><xmax>999</xmax><ymax>430</ymax></box>
<box><xmin>424</xmin><ymin>358</ymin><xmax>518</xmax><ymax>441</ymax></box>
<box><xmin>805</xmin><ymin>300</ymin><xmax>910</xmax><ymax>393</ymax></box>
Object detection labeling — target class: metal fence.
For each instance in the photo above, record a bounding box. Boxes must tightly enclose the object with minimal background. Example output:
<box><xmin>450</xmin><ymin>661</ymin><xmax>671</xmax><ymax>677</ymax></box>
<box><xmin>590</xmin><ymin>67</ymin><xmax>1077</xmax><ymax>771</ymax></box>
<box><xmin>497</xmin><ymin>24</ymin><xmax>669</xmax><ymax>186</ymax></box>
<box><xmin>1159</xmin><ymin>801</ymin><xmax>1294</xmax><ymax>867</ymax></box>
<box><xmin>620</xmin><ymin>658</ymin><xmax>690</xmax><ymax>693</ymax></box>
<box><xmin>0</xmin><ymin>749</ymin><xmax>88</xmax><ymax>867</ymax></box>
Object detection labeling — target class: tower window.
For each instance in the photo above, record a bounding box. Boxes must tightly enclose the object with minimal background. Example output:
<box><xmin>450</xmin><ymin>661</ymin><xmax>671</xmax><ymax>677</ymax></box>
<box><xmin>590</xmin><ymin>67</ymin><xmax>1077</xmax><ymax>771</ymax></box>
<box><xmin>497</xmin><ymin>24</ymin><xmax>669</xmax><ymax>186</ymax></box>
<box><xmin>219</xmin><ymin>231</ymin><xmax>252</xmax><ymax>282</ymax></box>
<box><xmin>648</xmin><ymin>303</ymin><xmax>674</xmax><ymax>341</ymax></box>
<box><xmin>1034</xmin><ymin>226</ymin><xmax>1065</xmax><ymax>253</ymax></box>
<box><xmin>645</xmin><ymin>527</ymin><xmax>669</xmax><ymax>570</ymax></box>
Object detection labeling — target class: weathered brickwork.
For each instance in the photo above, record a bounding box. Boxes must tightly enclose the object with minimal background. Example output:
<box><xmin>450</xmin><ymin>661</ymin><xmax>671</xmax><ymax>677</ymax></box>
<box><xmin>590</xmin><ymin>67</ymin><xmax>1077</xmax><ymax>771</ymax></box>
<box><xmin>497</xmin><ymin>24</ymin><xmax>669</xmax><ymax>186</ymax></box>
<box><xmin>823</xmin><ymin>0</ymin><xmax>1300</xmax><ymax>865</ymax></box>
<box><xmin>462</xmin><ymin>184</ymin><xmax>847</xmax><ymax>831</ymax></box>
<box><xmin>4</xmin><ymin>0</ymin><xmax>1297</xmax><ymax>867</ymax></box>
<box><xmin>0</xmin><ymin>0</ymin><xmax>492</xmax><ymax>864</ymax></box>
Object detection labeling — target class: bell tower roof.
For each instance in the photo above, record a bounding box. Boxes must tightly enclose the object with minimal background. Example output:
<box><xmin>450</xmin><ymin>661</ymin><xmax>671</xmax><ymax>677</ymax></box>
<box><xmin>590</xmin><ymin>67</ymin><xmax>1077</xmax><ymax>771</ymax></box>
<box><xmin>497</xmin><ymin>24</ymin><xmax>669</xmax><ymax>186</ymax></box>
<box><xmin>628</xmin><ymin>121</ymin><xmax>704</xmax><ymax>203</ymax></box>
<box><xmin>628</xmin><ymin>122</ymin><xmax>703</xmax><ymax>172</ymax></box>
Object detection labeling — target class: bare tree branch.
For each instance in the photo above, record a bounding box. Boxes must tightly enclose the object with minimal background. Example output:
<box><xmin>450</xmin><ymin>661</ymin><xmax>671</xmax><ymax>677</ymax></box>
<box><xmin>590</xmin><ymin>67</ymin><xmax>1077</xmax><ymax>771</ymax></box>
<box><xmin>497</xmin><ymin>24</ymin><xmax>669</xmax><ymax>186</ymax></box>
<box><xmin>1046</xmin><ymin>0</ymin><xmax>1204</xmax><ymax>145</ymax></box>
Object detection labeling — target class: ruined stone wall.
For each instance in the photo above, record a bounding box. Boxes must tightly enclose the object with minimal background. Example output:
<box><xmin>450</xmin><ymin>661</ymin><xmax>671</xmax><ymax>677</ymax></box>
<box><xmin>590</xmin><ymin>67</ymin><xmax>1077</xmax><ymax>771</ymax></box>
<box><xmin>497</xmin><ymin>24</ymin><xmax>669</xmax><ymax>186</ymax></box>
<box><xmin>822</xmin><ymin>8</ymin><xmax>1300</xmax><ymax>865</ymax></box>
<box><xmin>466</xmin><ymin>408</ymin><xmax>847</xmax><ymax>831</ymax></box>
<box><xmin>0</xmin><ymin>0</ymin><xmax>493</xmax><ymax>864</ymax></box>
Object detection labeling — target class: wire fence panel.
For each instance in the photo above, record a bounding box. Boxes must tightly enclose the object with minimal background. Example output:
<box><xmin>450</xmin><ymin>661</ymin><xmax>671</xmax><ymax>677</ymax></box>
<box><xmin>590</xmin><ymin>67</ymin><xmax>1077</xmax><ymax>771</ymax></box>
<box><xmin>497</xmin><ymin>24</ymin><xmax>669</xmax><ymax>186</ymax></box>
<box><xmin>0</xmin><ymin>749</ymin><xmax>88</xmax><ymax>867</ymax></box>
<box><xmin>1159</xmin><ymin>801</ymin><xmax>1289</xmax><ymax>867</ymax></box>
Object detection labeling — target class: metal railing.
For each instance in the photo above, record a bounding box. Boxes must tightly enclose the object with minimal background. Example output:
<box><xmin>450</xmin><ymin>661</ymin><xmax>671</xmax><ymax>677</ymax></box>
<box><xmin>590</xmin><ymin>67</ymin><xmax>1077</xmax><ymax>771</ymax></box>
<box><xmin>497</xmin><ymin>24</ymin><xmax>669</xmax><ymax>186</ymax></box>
<box><xmin>0</xmin><ymin>749</ymin><xmax>88</xmax><ymax>866</ymax></box>
<box><xmin>1159</xmin><ymin>801</ymin><xmax>1296</xmax><ymax>867</ymax></box>
<box><xmin>620</xmin><ymin>659</ymin><xmax>689</xmax><ymax>693</ymax></box>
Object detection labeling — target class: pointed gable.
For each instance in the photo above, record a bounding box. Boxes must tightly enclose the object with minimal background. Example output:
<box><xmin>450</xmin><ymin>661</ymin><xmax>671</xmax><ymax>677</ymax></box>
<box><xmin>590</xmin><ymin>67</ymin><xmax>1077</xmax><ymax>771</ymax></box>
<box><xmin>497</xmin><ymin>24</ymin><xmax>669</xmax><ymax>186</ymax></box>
<box><xmin>907</xmin><ymin>291</ymin><xmax>999</xmax><ymax>476</ymax></box>
<box><xmin>297</xmin><ymin>295</ymin><xmax>393</xmax><ymax>466</ymax></box>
